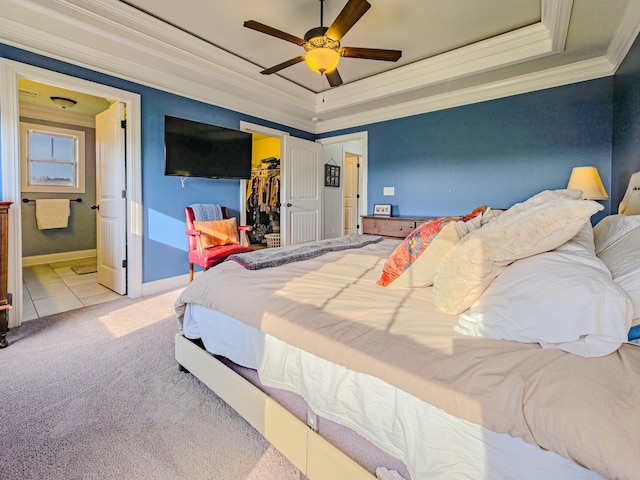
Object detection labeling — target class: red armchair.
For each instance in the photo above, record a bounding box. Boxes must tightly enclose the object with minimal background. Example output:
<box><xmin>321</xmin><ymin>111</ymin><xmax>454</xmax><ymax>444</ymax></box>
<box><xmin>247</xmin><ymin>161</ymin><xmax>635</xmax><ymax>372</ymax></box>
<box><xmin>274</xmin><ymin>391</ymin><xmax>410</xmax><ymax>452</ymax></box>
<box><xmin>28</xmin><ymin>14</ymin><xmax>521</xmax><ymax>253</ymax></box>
<box><xmin>185</xmin><ymin>206</ymin><xmax>253</xmax><ymax>282</ymax></box>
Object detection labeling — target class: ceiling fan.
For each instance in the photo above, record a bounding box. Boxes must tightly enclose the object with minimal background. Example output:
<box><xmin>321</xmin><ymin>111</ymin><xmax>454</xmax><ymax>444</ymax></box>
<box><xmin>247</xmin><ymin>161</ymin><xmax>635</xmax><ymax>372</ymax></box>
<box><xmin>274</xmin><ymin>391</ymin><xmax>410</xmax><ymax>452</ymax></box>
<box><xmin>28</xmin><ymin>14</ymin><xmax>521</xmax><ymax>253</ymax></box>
<box><xmin>244</xmin><ymin>0</ymin><xmax>402</xmax><ymax>87</ymax></box>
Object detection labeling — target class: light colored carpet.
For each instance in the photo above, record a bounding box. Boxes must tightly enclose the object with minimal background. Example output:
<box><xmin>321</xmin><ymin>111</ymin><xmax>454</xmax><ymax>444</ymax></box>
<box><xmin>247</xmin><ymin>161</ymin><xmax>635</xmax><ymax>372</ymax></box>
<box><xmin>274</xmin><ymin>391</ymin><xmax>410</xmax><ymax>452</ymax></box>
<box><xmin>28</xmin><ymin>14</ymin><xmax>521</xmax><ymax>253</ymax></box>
<box><xmin>0</xmin><ymin>289</ymin><xmax>299</xmax><ymax>480</ymax></box>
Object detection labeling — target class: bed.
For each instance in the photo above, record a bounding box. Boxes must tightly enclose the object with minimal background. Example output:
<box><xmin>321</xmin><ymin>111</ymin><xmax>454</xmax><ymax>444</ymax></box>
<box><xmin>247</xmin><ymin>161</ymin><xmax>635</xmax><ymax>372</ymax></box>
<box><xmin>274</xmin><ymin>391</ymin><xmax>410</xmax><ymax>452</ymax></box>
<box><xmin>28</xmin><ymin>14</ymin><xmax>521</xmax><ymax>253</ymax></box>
<box><xmin>174</xmin><ymin>189</ymin><xmax>640</xmax><ymax>480</ymax></box>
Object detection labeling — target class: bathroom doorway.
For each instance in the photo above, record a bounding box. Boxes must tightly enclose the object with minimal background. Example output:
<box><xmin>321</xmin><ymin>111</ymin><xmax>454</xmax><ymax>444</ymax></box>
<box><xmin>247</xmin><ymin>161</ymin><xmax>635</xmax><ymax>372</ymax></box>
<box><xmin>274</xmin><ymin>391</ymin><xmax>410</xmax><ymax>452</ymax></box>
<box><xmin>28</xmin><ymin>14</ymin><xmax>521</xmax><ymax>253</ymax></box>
<box><xmin>18</xmin><ymin>79</ymin><xmax>126</xmax><ymax>318</ymax></box>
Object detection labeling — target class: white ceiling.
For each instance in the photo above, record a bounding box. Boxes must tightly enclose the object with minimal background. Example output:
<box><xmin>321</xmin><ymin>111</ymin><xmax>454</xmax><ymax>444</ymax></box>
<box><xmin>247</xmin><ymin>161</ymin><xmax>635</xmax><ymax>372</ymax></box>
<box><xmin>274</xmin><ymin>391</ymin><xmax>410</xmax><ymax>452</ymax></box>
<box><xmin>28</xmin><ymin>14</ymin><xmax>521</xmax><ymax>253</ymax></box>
<box><xmin>1</xmin><ymin>0</ymin><xmax>639</xmax><ymax>133</ymax></box>
<box><xmin>122</xmin><ymin>0</ymin><xmax>542</xmax><ymax>91</ymax></box>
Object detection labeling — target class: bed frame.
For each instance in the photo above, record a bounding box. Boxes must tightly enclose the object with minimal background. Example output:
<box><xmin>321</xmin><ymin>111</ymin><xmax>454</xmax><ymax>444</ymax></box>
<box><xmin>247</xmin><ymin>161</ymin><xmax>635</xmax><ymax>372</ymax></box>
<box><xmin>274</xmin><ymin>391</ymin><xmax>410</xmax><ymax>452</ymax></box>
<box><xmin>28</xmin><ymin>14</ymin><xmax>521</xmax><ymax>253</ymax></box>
<box><xmin>175</xmin><ymin>333</ymin><xmax>377</xmax><ymax>480</ymax></box>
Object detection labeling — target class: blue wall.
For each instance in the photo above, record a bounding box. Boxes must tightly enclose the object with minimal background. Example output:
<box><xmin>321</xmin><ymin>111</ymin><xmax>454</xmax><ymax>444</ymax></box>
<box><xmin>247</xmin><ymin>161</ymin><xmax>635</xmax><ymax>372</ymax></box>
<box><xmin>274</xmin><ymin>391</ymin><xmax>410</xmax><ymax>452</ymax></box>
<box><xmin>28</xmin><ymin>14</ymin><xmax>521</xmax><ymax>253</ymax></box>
<box><xmin>322</xmin><ymin>78</ymin><xmax>614</xmax><ymax>221</ymax></box>
<box><xmin>138</xmin><ymin>90</ymin><xmax>310</xmax><ymax>281</ymax></box>
<box><xmin>0</xmin><ymin>44</ymin><xmax>313</xmax><ymax>283</ymax></box>
<box><xmin>613</xmin><ymin>35</ymin><xmax>640</xmax><ymax>204</ymax></box>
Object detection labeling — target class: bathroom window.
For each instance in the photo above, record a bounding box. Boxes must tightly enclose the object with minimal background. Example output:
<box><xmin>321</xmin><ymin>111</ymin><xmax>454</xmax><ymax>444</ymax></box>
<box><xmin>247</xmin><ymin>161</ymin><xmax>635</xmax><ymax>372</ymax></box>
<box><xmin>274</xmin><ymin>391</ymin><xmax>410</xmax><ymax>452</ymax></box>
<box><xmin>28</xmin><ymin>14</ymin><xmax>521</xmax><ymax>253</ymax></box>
<box><xmin>20</xmin><ymin>122</ymin><xmax>85</xmax><ymax>193</ymax></box>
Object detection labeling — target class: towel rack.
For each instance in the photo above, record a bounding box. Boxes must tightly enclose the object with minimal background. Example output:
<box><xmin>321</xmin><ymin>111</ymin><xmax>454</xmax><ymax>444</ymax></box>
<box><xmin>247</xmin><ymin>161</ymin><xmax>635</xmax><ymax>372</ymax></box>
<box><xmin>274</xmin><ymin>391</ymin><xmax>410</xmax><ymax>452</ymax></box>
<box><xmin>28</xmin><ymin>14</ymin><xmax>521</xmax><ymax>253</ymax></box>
<box><xmin>22</xmin><ymin>198</ymin><xmax>83</xmax><ymax>204</ymax></box>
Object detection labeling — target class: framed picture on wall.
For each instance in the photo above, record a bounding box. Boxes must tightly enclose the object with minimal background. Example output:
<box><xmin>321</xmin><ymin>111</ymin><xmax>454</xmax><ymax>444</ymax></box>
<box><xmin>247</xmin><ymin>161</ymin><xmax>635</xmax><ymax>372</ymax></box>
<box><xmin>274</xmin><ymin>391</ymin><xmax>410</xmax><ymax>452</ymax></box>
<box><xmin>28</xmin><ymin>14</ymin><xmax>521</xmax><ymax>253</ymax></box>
<box><xmin>373</xmin><ymin>204</ymin><xmax>392</xmax><ymax>216</ymax></box>
<box><xmin>324</xmin><ymin>163</ymin><xmax>340</xmax><ymax>187</ymax></box>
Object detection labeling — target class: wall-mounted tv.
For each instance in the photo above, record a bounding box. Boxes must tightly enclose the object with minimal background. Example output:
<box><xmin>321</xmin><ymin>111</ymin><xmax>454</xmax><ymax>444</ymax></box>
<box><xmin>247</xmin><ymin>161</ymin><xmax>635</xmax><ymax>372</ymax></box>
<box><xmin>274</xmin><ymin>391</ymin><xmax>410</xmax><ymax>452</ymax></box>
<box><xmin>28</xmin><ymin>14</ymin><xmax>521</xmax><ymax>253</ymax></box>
<box><xmin>164</xmin><ymin>116</ymin><xmax>252</xmax><ymax>180</ymax></box>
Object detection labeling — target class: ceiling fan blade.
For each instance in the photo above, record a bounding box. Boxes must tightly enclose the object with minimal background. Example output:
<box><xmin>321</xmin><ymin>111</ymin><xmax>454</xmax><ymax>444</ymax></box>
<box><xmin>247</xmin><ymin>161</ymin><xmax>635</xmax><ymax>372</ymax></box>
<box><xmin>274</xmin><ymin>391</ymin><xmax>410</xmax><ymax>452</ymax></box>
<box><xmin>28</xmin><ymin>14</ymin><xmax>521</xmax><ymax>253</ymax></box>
<box><xmin>244</xmin><ymin>20</ymin><xmax>306</xmax><ymax>46</ymax></box>
<box><xmin>325</xmin><ymin>69</ymin><xmax>343</xmax><ymax>87</ymax></box>
<box><xmin>326</xmin><ymin>0</ymin><xmax>371</xmax><ymax>41</ymax></box>
<box><xmin>340</xmin><ymin>47</ymin><xmax>402</xmax><ymax>62</ymax></box>
<box><xmin>260</xmin><ymin>56</ymin><xmax>306</xmax><ymax>75</ymax></box>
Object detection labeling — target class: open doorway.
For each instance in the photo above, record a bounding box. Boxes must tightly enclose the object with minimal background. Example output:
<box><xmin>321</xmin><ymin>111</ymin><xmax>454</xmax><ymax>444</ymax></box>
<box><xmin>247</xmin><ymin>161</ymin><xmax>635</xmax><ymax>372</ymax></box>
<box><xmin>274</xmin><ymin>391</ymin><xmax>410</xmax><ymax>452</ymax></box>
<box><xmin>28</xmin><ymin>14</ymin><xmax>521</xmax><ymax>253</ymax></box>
<box><xmin>18</xmin><ymin>78</ymin><xmax>120</xmax><ymax>320</ymax></box>
<box><xmin>240</xmin><ymin>121</ymin><xmax>323</xmax><ymax>247</ymax></box>
<box><xmin>317</xmin><ymin>132</ymin><xmax>368</xmax><ymax>239</ymax></box>
<box><xmin>246</xmin><ymin>133</ymin><xmax>282</xmax><ymax>248</ymax></box>
<box><xmin>343</xmin><ymin>153</ymin><xmax>362</xmax><ymax>235</ymax></box>
<box><xmin>18</xmin><ymin>79</ymin><xmax>124</xmax><ymax>319</ymax></box>
<box><xmin>1</xmin><ymin>59</ymin><xmax>143</xmax><ymax>329</ymax></box>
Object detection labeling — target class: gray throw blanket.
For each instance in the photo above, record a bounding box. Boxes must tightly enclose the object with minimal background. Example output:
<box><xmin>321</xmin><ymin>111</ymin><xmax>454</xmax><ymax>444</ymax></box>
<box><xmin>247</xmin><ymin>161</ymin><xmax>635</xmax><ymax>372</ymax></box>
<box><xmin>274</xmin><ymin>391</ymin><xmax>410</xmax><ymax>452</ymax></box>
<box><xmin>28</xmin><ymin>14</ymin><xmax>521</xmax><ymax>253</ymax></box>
<box><xmin>227</xmin><ymin>234</ymin><xmax>384</xmax><ymax>270</ymax></box>
<box><xmin>190</xmin><ymin>204</ymin><xmax>223</xmax><ymax>221</ymax></box>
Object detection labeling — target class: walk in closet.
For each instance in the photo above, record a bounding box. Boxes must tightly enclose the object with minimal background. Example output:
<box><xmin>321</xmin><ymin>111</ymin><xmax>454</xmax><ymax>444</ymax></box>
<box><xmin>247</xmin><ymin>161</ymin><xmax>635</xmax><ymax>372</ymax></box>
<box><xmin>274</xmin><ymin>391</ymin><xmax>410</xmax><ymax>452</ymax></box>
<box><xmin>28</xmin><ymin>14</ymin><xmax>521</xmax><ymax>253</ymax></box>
<box><xmin>247</xmin><ymin>134</ymin><xmax>281</xmax><ymax>246</ymax></box>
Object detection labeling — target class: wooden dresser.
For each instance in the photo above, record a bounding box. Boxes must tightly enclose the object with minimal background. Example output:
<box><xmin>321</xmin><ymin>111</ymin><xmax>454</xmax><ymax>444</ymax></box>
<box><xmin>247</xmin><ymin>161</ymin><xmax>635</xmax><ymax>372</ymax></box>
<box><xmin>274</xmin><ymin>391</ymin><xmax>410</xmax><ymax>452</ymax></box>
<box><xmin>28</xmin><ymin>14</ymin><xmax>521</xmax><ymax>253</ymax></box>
<box><xmin>361</xmin><ymin>215</ymin><xmax>428</xmax><ymax>239</ymax></box>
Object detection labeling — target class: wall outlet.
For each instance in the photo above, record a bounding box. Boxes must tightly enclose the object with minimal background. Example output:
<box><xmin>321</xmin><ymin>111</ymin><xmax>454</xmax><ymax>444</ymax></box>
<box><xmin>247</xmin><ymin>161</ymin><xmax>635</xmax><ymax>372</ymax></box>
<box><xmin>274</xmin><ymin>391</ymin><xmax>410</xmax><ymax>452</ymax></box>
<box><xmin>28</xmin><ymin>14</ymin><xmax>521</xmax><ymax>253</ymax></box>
<box><xmin>383</xmin><ymin>186</ymin><xmax>395</xmax><ymax>196</ymax></box>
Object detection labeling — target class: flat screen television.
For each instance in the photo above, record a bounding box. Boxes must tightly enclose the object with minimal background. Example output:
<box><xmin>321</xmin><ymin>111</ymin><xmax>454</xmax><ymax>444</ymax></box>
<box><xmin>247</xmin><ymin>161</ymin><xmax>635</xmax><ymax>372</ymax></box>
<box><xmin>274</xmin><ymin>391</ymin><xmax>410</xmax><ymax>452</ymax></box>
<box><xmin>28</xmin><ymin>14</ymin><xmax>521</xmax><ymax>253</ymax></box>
<box><xmin>164</xmin><ymin>116</ymin><xmax>252</xmax><ymax>180</ymax></box>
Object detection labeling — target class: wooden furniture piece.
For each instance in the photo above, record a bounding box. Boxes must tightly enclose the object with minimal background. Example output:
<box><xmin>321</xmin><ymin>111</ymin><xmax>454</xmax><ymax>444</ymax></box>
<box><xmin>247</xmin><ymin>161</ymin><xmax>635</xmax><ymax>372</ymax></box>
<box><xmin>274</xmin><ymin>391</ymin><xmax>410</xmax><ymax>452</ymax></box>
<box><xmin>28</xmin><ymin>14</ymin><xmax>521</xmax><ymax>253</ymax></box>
<box><xmin>0</xmin><ymin>201</ymin><xmax>12</xmax><ymax>348</ymax></box>
<box><xmin>185</xmin><ymin>206</ymin><xmax>253</xmax><ymax>283</ymax></box>
<box><xmin>361</xmin><ymin>215</ymin><xmax>429</xmax><ymax>239</ymax></box>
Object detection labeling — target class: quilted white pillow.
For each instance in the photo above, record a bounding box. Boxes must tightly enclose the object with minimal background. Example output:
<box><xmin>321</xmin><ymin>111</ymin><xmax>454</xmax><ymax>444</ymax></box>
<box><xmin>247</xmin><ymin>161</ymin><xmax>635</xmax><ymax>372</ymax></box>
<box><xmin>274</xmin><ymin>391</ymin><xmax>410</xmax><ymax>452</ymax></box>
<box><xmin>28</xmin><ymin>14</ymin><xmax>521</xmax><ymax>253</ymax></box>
<box><xmin>455</xmin><ymin>246</ymin><xmax>633</xmax><ymax>357</ymax></box>
<box><xmin>433</xmin><ymin>189</ymin><xmax>603</xmax><ymax>315</ymax></box>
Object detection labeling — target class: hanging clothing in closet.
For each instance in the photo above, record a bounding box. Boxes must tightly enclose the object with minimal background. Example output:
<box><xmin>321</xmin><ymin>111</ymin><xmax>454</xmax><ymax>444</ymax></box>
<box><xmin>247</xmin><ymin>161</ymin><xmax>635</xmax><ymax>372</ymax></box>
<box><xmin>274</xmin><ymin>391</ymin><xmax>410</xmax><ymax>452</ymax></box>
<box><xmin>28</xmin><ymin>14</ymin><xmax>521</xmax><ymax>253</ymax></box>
<box><xmin>246</xmin><ymin>157</ymin><xmax>280</xmax><ymax>245</ymax></box>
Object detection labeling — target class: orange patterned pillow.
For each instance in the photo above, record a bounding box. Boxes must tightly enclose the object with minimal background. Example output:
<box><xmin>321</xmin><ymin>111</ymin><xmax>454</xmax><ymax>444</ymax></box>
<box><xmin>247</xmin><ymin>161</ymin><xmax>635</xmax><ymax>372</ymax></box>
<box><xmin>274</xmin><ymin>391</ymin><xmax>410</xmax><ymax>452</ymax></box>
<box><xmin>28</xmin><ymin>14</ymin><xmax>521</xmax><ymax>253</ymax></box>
<box><xmin>193</xmin><ymin>218</ymin><xmax>239</xmax><ymax>248</ymax></box>
<box><xmin>377</xmin><ymin>207</ymin><xmax>486</xmax><ymax>288</ymax></box>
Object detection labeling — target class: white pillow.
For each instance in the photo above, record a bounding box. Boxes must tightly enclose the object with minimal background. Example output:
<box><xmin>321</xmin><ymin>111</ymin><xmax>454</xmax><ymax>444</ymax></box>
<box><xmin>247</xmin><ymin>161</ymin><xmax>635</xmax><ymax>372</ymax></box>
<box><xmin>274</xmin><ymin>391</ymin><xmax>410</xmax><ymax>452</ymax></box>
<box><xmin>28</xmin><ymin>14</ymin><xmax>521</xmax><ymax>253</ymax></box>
<box><xmin>434</xmin><ymin>189</ymin><xmax>603</xmax><ymax>315</ymax></box>
<box><xmin>597</xmin><ymin>226</ymin><xmax>640</xmax><ymax>340</ymax></box>
<box><xmin>554</xmin><ymin>220</ymin><xmax>595</xmax><ymax>254</ymax></box>
<box><xmin>456</xmin><ymin>246</ymin><xmax>633</xmax><ymax>357</ymax></box>
<box><xmin>593</xmin><ymin>214</ymin><xmax>640</xmax><ymax>254</ymax></box>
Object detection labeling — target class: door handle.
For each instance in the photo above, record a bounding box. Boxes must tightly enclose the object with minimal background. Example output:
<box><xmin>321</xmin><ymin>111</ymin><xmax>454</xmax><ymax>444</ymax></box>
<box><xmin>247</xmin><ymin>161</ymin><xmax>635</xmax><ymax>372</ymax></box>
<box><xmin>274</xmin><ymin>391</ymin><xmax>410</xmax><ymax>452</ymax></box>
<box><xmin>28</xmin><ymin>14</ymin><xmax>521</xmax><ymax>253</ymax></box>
<box><xmin>90</xmin><ymin>204</ymin><xmax>100</xmax><ymax>210</ymax></box>
<box><xmin>284</xmin><ymin>203</ymin><xmax>292</xmax><ymax>207</ymax></box>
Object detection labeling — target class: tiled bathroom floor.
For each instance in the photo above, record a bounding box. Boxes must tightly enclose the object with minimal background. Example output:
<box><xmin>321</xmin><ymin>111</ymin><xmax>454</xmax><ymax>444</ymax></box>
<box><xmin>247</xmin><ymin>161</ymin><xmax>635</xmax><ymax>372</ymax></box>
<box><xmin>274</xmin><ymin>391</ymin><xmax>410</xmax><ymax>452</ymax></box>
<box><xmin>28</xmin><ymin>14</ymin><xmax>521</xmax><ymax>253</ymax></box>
<box><xmin>22</xmin><ymin>257</ymin><xmax>122</xmax><ymax>320</ymax></box>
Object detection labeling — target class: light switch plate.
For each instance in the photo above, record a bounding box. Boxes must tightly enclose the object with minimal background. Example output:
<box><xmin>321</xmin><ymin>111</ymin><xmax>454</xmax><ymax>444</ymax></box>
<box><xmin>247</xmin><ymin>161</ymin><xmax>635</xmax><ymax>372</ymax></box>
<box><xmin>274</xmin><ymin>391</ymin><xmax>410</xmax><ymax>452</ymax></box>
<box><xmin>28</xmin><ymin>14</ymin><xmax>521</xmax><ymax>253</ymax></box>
<box><xmin>383</xmin><ymin>186</ymin><xmax>395</xmax><ymax>196</ymax></box>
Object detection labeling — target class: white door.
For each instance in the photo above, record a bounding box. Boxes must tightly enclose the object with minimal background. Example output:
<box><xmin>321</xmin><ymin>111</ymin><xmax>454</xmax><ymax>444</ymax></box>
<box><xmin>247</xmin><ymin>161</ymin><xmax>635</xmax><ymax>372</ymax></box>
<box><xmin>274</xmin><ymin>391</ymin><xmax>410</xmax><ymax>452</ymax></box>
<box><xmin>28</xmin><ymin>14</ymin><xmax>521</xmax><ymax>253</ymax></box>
<box><xmin>281</xmin><ymin>136</ymin><xmax>323</xmax><ymax>246</ymax></box>
<box><xmin>95</xmin><ymin>103</ymin><xmax>127</xmax><ymax>294</ymax></box>
<box><xmin>344</xmin><ymin>154</ymin><xmax>359</xmax><ymax>235</ymax></box>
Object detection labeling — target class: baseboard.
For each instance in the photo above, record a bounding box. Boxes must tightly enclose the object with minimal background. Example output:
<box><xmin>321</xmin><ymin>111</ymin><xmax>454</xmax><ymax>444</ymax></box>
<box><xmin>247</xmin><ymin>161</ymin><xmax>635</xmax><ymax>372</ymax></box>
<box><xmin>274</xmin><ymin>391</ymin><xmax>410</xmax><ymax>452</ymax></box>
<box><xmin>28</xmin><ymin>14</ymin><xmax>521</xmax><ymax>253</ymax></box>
<box><xmin>22</xmin><ymin>249</ymin><xmax>97</xmax><ymax>266</ymax></box>
<box><xmin>141</xmin><ymin>271</ymin><xmax>197</xmax><ymax>296</ymax></box>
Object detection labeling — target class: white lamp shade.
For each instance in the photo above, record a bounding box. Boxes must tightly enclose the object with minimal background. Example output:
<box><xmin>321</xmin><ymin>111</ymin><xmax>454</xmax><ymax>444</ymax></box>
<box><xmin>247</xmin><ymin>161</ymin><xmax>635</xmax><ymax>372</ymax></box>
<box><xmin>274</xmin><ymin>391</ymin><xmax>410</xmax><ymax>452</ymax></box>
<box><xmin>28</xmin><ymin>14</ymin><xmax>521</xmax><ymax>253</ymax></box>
<box><xmin>619</xmin><ymin>171</ymin><xmax>640</xmax><ymax>214</ymax></box>
<box><xmin>622</xmin><ymin>191</ymin><xmax>640</xmax><ymax>215</ymax></box>
<box><xmin>305</xmin><ymin>48</ymin><xmax>340</xmax><ymax>73</ymax></box>
<box><xmin>567</xmin><ymin>166</ymin><xmax>609</xmax><ymax>200</ymax></box>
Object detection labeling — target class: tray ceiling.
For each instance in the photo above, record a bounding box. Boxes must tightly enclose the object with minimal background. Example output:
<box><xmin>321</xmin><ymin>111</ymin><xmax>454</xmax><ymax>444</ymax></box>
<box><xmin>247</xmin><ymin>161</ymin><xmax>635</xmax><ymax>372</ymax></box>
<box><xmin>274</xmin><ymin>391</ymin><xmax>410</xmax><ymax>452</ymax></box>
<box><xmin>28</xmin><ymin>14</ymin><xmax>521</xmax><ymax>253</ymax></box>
<box><xmin>0</xmin><ymin>0</ymin><xmax>638</xmax><ymax>133</ymax></box>
<box><xmin>122</xmin><ymin>0</ymin><xmax>541</xmax><ymax>91</ymax></box>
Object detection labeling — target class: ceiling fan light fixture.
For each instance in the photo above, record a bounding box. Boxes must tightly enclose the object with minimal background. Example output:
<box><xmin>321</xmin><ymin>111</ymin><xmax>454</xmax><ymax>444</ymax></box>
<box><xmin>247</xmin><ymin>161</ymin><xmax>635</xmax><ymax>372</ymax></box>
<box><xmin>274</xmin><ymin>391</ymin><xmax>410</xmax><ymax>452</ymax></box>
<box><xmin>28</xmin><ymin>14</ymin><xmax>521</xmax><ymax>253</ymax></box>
<box><xmin>305</xmin><ymin>47</ymin><xmax>340</xmax><ymax>74</ymax></box>
<box><xmin>50</xmin><ymin>96</ymin><xmax>77</xmax><ymax>109</ymax></box>
<box><xmin>244</xmin><ymin>0</ymin><xmax>399</xmax><ymax>87</ymax></box>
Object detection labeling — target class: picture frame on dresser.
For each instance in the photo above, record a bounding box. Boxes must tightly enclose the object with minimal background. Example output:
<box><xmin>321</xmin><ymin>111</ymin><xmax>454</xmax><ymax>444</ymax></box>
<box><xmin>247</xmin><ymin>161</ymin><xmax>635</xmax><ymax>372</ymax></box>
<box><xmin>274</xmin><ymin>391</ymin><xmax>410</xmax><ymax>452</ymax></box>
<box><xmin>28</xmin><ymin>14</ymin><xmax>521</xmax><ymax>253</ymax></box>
<box><xmin>373</xmin><ymin>204</ymin><xmax>391</xmax><ymax>216</ymax></box>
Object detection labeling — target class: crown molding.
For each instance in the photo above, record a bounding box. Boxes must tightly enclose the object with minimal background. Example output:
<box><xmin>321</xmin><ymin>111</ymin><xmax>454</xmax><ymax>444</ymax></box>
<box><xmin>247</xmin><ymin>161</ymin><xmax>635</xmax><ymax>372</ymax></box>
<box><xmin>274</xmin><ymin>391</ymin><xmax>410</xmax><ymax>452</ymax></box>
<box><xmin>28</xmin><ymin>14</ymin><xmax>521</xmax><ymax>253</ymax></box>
<box><xmin>315</xmin><ymin>56</ymin><xmax>615</xmax><ymax>134</ymax></box>
<box><xmin>316</xmin><ymin>0</ymin><xmax>573</xmax><ymax>113</ymax></box>
<box><xmin>0</xmin><ymin>0</ymin><xmax>318</xmax><ymax>131</ymax></box>
<box><xmin>313</xmin><ymin>0</ymin><xmax>640</xmax><ymax>134</ymax></box>
<box><xmin>606</xmin><ymin>0</ymin><xmax>640</xmax><ymax>70</ymax></box>
<box><xmin>2</xmin><ymin>0</ymin><xmax>638</xmax><ymax>136</ymax></box>
<box><xmin>542</xmin><ymin>0</ymin><xmax>573</xmax><ymax>53</ymax></box>
<box><xmin>67</xmin><ymin>0</ymin><xmax>315</xmax><ymax>107</ymax></box>
<box><xmin>0</xmin><ymin>0</ymin><xmax>574</xmax><ymax>132</ymax></box>
<box><xmin>316</xmin><ymin>23</ymin><xmax>554</xmax><ymax>114</ymax></box>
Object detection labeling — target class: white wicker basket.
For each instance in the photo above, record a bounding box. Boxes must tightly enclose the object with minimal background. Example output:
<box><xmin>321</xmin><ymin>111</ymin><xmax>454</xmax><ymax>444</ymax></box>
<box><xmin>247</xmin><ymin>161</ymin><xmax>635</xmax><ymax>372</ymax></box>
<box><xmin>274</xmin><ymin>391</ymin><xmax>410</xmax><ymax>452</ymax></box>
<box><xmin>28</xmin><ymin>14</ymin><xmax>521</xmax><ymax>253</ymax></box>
<box><xmin>264</xmin><ymin>233</ymin><xmax>281</xmax><ymax>248</ymax></box>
